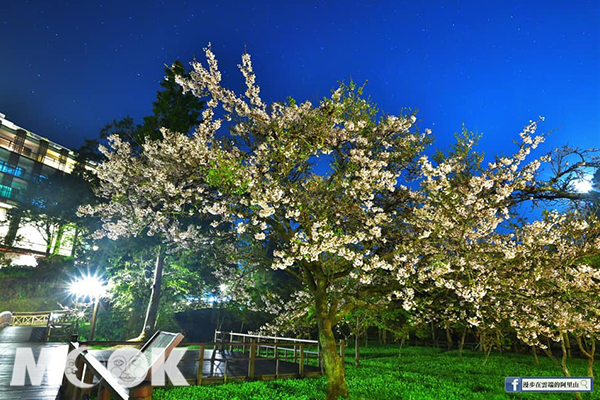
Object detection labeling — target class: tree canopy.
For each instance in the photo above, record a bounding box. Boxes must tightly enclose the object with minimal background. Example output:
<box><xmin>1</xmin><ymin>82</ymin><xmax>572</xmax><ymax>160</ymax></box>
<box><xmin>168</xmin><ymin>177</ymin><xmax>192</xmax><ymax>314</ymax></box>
<box><xmin>81</xmin><ymin>45</ymin><xmax>600</xmax><ymax>399</ymax></box>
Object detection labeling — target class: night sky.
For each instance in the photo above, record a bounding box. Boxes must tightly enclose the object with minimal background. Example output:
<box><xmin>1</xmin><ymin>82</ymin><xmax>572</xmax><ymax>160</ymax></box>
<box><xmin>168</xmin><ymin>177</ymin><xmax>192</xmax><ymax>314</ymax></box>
<box><xmin>0</xmin><ymin>0</ymin><xmax>598</xmax><ymax>161</ymax></box>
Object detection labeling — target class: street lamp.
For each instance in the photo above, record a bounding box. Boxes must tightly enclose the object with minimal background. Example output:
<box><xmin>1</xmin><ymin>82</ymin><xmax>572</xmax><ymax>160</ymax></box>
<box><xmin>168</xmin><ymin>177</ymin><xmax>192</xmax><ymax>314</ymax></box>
<box><xmin>69</xmin><ymin>274</ymin><xmax>106</xmax><ymax>341</ymax></box>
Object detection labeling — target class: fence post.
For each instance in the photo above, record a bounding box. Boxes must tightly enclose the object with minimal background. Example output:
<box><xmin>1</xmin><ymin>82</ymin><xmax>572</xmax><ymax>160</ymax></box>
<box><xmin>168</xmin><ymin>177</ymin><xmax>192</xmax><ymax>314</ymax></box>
<box><xmin>197</xmin><ymin>344</ymin><xmax>205</xmax><ymax>385</ymax></box>
<box><xmin>229</xmin><ymin>332</ymin><xmax>233</xmax><ymax>352</ymax></box>
<box><xmin>275</xmin><ymin>340</ymin><xmax>279</xmax><ymax>378</ymax></box>
<box><xmin>70</xmin><ymin>353</ymin><xmax>85</xmax><ymax>400</ymax></box>
<box><xmin>45</xmin><ymin>314</ymin><xmax>51</xmax><ymax>342</ymax></box>
<box><xmin>248</xmin><ymin>340</ymin><xmax>256</xmax><ymax>379</ymax></box>
<box><xmin>97</xmin><ymin>385</ymin><xmax>111</xmax><ymax>400</ymax></box>
<box><xmin>294</xmin><ymin>343</ymin><xmax>297</xmax><ymax>364</ymax></box>
<box><xmin>62</xmin><ymin>342</ymin><xmax>76</xmax><ymax>399</ymax></box>
<box><xmin>299</xmin><ymin>344</ymin><xmax>305</xmax><ymax>377</ymax></box>
<box><xmin>82</xmin><ymin>364</ymin><xmax>94</xmax><ymax>397</ymax></box>
<box><xmin>319</xmin><ymin>345</ymin><xmax>323</xmax><ymax>374</ymax></box>
<box><xmin>129</xmin><ymin>381</ymin><xmax>153</xmax><ymax>400</ymax></box>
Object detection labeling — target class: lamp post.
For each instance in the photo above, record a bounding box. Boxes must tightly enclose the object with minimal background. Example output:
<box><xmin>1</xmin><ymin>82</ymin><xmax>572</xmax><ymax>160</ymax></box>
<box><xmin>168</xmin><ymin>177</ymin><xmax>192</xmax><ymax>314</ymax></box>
<box><xmin>89</xmin><ymin>292</ymin><xmax>100</xmax><ymax>341</ymax></box>
<box><xmin>69</xmin><ymin>275</ymin><xmax>105</xmax><ymax>341</ymax></box>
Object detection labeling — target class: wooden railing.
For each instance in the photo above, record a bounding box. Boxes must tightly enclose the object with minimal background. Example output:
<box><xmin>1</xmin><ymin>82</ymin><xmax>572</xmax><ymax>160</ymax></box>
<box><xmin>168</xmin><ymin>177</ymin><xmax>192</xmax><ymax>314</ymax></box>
<box><xmin>2</xmin><ymin>310</ymin><xmax>74</xmax><ymax>341</ymax></box>
<box><xmin>215</xmin><ymin>330</ymin><xmax>323</xmax><ymax>370</ymax></box>
<box><xmin>78</xmin><ymin>337</ymin><xmax>326</xmax><ymax>386</ymax></box>
<box><xmin>205</xmin><ymin>337</ymin><xmax>323</xmax><ymax>383</ymax></box>
<box><xmin>11</xmin><ymin>311</ymin><xmax>51</xmax><ymax>326</ymax></box>
<box><xmin>61</xmin><ymin>330</ymin><xmax>326</xmax><ymax>399</ymax></box>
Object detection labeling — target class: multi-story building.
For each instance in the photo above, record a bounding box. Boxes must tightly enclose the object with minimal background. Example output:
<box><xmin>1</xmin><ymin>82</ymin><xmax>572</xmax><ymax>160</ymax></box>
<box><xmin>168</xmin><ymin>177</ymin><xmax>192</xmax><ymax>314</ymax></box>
<box><xmin>0</xmin><ymin>112</ymin><xmax>82</xmax><ymax>265</ymax></box>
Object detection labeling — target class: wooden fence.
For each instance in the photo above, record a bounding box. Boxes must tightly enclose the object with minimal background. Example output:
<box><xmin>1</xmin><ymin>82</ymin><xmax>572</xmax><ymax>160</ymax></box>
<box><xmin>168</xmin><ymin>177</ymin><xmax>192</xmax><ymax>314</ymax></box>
<box><xmin>11</xmin><ymin>311</ymin><xmax>51</xmax><ymax>326</ymax></box>
<box><xmin>0</xmin><ymin>310</ymin><xmax>75</xmax><ymax>341</ymax></box>
<box><xmin>214</xmin><ymin>330</ymin><xmax>327</xmax><ymax>375</ymax></box>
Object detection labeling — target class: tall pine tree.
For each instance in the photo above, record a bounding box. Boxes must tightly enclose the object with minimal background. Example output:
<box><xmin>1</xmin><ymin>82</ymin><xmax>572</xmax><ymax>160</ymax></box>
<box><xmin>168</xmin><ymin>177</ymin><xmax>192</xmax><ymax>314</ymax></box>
<box><xmin>136</xmin><ymin>61</ymin><xmax>205</xmax><ymax>142</ymax></box>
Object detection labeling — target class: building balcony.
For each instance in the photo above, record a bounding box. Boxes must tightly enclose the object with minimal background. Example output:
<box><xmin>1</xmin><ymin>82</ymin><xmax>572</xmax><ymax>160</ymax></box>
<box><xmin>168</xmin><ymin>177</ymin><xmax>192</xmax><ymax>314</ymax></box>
<box><xmin>0</xmin><ymin>134</ymin><xmax>71</xmax><ymax>172</ymax></box>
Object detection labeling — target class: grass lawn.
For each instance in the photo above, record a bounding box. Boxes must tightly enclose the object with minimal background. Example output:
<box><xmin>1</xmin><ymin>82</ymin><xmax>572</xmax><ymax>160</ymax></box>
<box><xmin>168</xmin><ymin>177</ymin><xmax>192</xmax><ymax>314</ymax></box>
<box><xmin>153</xmin><ymin>344</ymin><xmax>599</xmax><ymax>399</ymax></box>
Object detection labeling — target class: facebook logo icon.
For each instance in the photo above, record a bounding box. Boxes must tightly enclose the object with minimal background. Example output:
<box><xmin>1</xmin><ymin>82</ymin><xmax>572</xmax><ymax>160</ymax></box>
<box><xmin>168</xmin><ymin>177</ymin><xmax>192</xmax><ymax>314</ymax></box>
<box><xmin>505</xmin><ymin>377</ymin><xmax>521</xmax><ymax>392</ymax></box>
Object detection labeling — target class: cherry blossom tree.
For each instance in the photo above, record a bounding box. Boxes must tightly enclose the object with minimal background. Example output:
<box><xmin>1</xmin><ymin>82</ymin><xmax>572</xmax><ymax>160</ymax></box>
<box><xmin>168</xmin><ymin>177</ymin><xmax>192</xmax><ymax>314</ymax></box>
<box><xmin>81</xmin><ymin>45</ymin><xmax>599</xmax><ymax>398</ymax></box>
<box><xmin>499</xmin><ymin>210</ymin><xmax>600</xmax><ymax>379</ymax></box>
<box><xmin>81</xmin><ymin>45</ymin><xmax>435</xmax><ymax>398</ymax></box>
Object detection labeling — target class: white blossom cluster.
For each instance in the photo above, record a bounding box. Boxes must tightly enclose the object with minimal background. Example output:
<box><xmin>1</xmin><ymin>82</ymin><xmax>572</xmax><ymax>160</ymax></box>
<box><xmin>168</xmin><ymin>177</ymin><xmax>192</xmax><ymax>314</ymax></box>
<box><xmin>81</xmin><ymin>46</ymin><xmax>600</xmax><ymax>352</ymax></box>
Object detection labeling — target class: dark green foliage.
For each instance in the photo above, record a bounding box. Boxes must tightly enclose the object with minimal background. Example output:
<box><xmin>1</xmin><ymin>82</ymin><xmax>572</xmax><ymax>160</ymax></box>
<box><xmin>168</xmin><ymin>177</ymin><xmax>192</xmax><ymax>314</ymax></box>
<box><xmin>137</xmin><ymin>61</ymin><xmax>205</xmax><ymax>141</ymax></box>
<box><xmin>0</xmin><ymin>256</ymin><xmax>75</xmax><ymax>311</ymax></box>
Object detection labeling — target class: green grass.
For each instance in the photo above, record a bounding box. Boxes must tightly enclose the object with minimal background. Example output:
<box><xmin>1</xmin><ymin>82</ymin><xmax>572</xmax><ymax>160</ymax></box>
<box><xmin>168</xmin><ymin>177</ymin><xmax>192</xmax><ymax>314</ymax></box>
<box><xmin>153</xmin><ymin>344</ymin><xmax>600</xmax><ymax>400</ymax></box>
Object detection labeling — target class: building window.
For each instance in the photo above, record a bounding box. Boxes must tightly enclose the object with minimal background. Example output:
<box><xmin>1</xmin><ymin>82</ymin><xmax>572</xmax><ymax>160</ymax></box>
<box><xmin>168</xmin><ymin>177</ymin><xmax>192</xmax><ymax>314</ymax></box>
<box><xmin>12</xmin><ymin>132</ymin><xmax>26</xmax><ymax>153</ymax></box>
<box><xmin>0</xmin><ymin>160</ymin><xmax>24</xmax><ymax>178</ymax></box>
<box><xmin>0</xmin><ymin>184</ymin><xmax>13</xmax><ymax>199</ymax></box>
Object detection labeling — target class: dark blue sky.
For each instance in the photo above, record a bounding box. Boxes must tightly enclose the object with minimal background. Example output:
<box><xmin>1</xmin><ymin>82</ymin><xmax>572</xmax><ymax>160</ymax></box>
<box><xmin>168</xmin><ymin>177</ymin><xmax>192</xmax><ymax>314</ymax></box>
<box><xmin>0</xmin><ymin>0</ymin><xmax>598</xmax><ymax>159</ymax></box>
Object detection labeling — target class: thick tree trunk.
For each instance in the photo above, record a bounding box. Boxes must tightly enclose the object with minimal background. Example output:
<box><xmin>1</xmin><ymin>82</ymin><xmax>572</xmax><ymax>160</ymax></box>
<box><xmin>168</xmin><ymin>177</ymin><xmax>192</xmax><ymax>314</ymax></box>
<box><xmin>137</xmin><ymin>247</ymin><xmax>165</xmax><ymax>340</ymax></box>
<box><xmin>317</xmin><ymin>318</ymin><xmax>348</xmax><ymax>400</ymax></box>
<box><xmin>315</xmin><ymin>284</ymin><xmax>349</xmax><ymax>400</ymax></box>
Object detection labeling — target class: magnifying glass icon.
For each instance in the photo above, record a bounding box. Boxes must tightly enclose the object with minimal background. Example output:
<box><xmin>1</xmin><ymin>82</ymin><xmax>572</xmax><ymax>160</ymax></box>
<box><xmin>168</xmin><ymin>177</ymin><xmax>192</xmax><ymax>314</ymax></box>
<box><xmin>580</xmin><ymin>380</ymin><xmax>589</xmax><ymax>389</ymax></box>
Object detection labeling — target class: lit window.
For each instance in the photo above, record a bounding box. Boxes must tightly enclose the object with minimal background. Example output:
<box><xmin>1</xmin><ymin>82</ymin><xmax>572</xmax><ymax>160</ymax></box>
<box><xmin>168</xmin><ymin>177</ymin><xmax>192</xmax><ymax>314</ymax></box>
<box><xmin>0</xmin><ymin>184</ymin><xmax>12</xmax><ymax>199</ymax></box>
<box><xmin>0</xmin><ymin>161</ymin><xmax>24</xmax><ymax>177</ymax></box>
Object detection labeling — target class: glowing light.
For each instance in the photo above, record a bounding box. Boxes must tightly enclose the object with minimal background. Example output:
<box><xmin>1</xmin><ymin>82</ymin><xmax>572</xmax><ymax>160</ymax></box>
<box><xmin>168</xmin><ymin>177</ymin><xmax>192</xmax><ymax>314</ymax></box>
<box><xmin>573</xmin><ymin>176</ymin><xmax>593</xmax><ymax>193</ymax></box>
<box><xmin>7</xmin><ymin>254</ymin><xmax>37</xmax><ymax>267</ymax></box>
<box><xmin>219</xmin><ymin>284</ymin><xmax>228</xmax><ymax>293</ymax></box>
<box><xmin>69</xmin><ymin>274</ymin><xmax>106</xmax><ymax>300</ymax></box>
